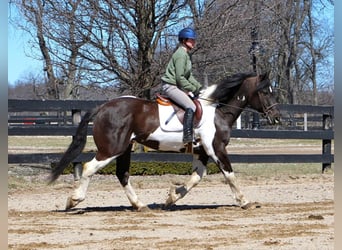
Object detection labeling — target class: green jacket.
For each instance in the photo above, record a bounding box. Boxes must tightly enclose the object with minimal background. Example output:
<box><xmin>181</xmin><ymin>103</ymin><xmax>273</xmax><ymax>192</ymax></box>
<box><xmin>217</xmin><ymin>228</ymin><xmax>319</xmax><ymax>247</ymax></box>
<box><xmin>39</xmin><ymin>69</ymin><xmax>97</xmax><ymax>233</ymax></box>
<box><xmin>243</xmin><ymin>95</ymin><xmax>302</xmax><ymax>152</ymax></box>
<box><xmin>161</xmin><ymin>46</ymin><xmax>202</xmax><ymax>93</ymax></box>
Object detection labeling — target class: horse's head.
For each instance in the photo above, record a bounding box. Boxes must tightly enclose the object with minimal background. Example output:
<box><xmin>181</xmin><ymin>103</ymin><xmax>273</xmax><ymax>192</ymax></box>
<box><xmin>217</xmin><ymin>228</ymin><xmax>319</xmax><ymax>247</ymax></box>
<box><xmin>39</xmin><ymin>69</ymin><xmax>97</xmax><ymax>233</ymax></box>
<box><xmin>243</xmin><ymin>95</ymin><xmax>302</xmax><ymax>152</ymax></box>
<box><xmin>246</xmin><ymin>72</ymin><xmax>281</xmax><ymax>125</ymax></box>
<box><xmin>202</xmin><ymin>71</ymin><xmax>281</xmax><ymax>125</ymax></box>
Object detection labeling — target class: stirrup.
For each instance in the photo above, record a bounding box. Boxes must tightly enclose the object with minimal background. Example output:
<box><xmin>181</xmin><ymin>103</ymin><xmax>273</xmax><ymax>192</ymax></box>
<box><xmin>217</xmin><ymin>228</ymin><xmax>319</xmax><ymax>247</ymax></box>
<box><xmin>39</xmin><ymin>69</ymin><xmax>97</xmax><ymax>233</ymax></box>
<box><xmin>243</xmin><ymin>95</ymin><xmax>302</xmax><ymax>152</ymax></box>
<box><xmin>184</xmin><ymin>142</ymin><xmax>193</xmax><ymax>153</ymax></box>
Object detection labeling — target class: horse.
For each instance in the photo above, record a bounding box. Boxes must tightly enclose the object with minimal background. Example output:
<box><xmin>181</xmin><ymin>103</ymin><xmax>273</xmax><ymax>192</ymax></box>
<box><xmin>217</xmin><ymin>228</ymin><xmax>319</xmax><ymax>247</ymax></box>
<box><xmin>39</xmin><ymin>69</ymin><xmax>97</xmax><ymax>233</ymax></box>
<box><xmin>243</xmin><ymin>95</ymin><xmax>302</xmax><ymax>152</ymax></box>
<box><xmin>49</xmin><ymin>71</ymin><xmax>280</xmax><ymax>211</ymax></box>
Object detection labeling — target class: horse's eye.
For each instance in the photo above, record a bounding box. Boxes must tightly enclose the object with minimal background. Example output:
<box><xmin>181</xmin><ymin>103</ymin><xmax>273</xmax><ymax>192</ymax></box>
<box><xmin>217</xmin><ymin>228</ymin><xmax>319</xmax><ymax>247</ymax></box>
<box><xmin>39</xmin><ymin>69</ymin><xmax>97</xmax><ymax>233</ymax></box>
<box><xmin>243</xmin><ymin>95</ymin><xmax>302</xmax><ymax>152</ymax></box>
<box><xmin>261</xmin><ymin>86</ymin><xmax>272</xmax><ymax>94</ymax></box>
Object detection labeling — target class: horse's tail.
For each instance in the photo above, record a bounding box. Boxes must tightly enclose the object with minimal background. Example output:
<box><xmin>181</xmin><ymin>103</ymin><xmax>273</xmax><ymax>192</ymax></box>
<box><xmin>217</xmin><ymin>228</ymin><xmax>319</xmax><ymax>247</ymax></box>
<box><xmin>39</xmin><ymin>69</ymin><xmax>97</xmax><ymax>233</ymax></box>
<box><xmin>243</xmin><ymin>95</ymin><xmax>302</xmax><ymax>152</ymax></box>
<box><xmin>48</xmin><ymin>106</ymin><xmax>100</xmax><ymax>184</ymax></box>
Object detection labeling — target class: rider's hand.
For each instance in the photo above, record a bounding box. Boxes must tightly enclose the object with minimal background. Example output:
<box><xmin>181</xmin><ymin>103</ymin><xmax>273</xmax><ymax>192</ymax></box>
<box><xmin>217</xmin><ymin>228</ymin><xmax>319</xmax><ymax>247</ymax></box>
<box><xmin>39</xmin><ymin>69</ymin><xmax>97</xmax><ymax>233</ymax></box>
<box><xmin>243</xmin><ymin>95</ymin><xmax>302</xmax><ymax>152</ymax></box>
<box><xmin>188</xmin><ymin>92</ymin><xmax>195</xmax><ymax>98</ymax></box>
<box><xmin>193</xmin><ymin>90</ymin><xmax>200</xmax><ymax>97</ymax></box>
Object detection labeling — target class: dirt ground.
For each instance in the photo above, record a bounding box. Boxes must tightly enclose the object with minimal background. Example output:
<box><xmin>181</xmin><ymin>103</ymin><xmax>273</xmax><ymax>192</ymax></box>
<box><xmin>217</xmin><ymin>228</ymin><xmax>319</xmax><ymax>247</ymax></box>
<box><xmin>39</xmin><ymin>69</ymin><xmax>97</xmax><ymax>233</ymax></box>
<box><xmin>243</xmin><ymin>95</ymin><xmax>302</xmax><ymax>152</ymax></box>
<box><xmin>8</xmin><ymin>167</ymin><xmax>334</xmax><ymax>250</ymax></box>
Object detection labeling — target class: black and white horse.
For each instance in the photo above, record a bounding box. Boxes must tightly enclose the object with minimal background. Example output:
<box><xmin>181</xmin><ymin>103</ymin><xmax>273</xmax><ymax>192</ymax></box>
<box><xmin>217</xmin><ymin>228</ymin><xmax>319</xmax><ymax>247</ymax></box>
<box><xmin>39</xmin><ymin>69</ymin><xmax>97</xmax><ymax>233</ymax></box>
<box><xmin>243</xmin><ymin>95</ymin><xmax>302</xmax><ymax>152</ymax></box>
<box><xmin>49</xmin><ymin>72</ymin><xmax>280</xmax><ymax>211</ymax></box>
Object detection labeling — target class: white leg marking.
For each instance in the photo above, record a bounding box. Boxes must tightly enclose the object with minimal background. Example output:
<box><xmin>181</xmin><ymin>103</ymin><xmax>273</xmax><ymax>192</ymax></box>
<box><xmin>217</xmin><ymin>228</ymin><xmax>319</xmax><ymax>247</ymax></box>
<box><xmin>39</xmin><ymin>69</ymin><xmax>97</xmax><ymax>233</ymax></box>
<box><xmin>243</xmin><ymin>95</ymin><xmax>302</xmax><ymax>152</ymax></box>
<box><xmin>67</xmin><ymin>156</ymin><xmax>117</xmax><ymax>209</ymax></box>
<box><xmin>166</xmin><ymin>156</ymin><xmax>207</xmax><ymax>206</ymax></box>
<box><xmin>222</xmin><ymin>170</ymin><xmax>249</xmax><ymax>207</ymax></box>
<box><xmin>82</xmin><ymin>156</ymin><xmax>117</xmax><ymax>177</ymax></box>
<box><xmin>124</xmin><ymin>180</ymin><xmax>146</xmax><ymax>210</ymax></box>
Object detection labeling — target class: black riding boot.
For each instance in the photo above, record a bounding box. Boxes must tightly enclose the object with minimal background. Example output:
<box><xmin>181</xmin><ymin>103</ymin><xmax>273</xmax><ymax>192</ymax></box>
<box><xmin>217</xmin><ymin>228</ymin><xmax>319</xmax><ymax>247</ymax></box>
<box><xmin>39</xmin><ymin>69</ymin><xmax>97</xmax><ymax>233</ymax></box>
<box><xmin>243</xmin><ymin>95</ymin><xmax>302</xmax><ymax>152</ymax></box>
<box><xmin>183</xmin><ymin>108</ymin><xmax>194</xmax><ymax>144</ymax></box>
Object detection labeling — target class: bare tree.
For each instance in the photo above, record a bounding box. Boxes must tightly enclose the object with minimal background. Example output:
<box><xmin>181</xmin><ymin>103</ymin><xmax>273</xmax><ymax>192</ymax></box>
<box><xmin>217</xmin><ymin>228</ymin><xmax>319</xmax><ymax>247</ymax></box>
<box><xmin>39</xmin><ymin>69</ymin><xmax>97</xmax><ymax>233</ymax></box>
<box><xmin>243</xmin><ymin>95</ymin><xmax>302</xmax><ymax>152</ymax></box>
<box><xmin>186</xmin><ymin>0</ymin><xmax>333</xmax><ymax>105</ymax></box>
<box><xmin>75</xmin><ymin>0</ymin><xmax>190</xmax><ymax>98</ymax></box>
<box><xmin>10</xmin><ymin>0</ymin><xmax>190</xmax><ymax>99</ymax></box>
<box><xmin>304</xmin><ymin>0</ymin><xmax>334</xmax><ymax>104</ymax></box>
<box><xmin>258</xmin><ymin>0</ymin><xmax>333</xmax><ymax>104</ymax></box>
<box><xmin>10</xmin><ymin>0</ymin><xmax>333</xmax><ymax>104</ymax></box>
<box><xmin>187</xmin><ymin>0</ymin><xmax>254</xmax><ymax>86</ymax></box>
<box><xmin>10</xmin><ymin>0</ymin><xmax>92</xmax><ymax>99</ymax></box>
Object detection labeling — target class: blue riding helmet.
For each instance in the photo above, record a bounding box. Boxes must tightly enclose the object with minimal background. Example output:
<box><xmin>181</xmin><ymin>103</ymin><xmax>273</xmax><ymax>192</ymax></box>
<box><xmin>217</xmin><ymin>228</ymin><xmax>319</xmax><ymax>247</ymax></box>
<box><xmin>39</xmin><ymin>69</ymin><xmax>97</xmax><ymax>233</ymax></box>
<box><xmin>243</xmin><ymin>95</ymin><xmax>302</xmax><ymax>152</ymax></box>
<box><xmin>178</xmin><ymin>28</ymin><xmax>197</xmax><ymax>40</ymax></box>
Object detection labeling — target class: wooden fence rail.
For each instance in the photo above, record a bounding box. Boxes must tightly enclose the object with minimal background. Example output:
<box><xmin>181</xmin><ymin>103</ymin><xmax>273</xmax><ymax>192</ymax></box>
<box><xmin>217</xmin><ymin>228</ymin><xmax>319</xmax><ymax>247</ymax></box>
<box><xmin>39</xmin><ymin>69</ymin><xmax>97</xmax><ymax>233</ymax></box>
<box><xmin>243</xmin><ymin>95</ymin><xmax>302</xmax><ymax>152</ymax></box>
<box><xmin>8</xmin><ymin>99</ymin><xmax>334</xmax><ymax>172</ymax></box>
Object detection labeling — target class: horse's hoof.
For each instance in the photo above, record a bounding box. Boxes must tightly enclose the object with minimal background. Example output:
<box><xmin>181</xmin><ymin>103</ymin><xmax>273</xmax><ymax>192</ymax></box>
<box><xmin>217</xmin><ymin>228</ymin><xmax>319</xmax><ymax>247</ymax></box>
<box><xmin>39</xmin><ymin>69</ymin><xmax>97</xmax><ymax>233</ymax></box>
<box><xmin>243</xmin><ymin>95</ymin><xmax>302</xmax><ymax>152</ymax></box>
<box><xmin>165</xmin><ymin>197</ymin><xmax>174</xmax><ymax>208</ymax></box>
<box><xmin>136</xmin><ymin>206</ymin><xmax>150</xmax><ymax>212</ymax></box>
<box><xmin>241</xmin><ymin>202</ymin><xmax>261</xmax><ymax>210</ymax></box>
<box><xmin>165</xmin><ymin>186</ymin><xmax>177</xmax><ymax>207</ymax></box>
<box><xmin>65</xmin><ymin>197</ymin><xmax>78</xmax><ymax>210</ymax></box>
<box><xmin>164</xmin><ymin>199</ymin><xmax>174</xmax><ymax>209</ymax></box>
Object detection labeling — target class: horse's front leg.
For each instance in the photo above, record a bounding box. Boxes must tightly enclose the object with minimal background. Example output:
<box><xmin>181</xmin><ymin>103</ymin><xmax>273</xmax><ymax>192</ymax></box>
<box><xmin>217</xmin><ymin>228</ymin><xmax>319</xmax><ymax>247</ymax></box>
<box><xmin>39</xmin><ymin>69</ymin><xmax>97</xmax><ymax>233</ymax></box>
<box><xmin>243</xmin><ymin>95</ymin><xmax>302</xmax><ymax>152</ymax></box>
<box><xmin>165</xmin><ymin>146</ymin><xmax>209</xmax><ymax>207</ymax></box>
<box><xmin>213</xmin><ymin>148</ymin><xmax>250</xmax><ymax>208</ymax></box>
<box><xmin>221</xmin><ymin>166</ymin><xmax>250</xmax><ymax>208</ymax></box>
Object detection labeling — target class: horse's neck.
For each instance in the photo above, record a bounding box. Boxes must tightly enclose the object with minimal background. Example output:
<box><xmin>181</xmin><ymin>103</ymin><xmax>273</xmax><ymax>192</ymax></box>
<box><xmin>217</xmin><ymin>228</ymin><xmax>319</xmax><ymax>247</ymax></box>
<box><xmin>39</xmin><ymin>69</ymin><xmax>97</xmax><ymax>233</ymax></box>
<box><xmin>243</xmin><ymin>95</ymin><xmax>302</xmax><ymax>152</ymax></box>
<box><xmin>221</xmin><ymin>98</ymin><xmax>246</xmax><ymax>127</ymax></box>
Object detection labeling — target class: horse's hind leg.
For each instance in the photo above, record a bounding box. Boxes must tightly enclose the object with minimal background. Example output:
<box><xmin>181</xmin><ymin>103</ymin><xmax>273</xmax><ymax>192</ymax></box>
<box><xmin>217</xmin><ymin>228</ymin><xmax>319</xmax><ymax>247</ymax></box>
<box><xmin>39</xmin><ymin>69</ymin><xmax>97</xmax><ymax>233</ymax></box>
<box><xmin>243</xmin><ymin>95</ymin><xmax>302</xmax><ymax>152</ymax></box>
<box><xmin>116</xmin><ymin>144</ymin><xmax>147</xmax><ymax>211</ymax></box>
<box><xmin>66</xmin><ymin>155</ymin><xmax>116</xmax><ymax>210</ymax></box>
<box><xmin>165</xmin><ymin>146</ymin><xmax>209</xmax><ymax>207</ymax></box>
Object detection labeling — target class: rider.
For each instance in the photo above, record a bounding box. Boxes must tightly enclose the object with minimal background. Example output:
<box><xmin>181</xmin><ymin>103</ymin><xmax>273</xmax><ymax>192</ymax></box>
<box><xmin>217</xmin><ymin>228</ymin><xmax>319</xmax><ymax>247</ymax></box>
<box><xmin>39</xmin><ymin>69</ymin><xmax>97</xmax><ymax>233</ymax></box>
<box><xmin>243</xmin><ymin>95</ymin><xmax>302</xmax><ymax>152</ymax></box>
<box><xmin>161</xmin><ymin>27</ymin><xmax>202</xmax><ymax>144</ymax></box>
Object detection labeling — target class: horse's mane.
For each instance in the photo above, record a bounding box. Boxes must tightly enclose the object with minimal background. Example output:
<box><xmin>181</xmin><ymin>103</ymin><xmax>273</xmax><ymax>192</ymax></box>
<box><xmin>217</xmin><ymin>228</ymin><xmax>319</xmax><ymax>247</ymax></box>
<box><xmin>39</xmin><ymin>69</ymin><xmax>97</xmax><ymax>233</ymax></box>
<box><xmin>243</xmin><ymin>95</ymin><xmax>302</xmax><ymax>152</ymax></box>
<box><xmin>209</xmin><ymin>72</ymin><xmax>257</xmax><ymax>103</ymax></box>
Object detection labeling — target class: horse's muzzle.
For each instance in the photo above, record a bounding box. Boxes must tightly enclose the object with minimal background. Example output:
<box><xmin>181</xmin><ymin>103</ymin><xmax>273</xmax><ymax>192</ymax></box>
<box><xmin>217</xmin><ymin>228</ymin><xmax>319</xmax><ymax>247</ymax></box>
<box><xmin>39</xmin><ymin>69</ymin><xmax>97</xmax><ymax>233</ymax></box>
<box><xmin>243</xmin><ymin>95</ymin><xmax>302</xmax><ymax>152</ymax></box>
<box><xmin>267</xmin><ymin>115</ymin><xmax>281</xmax><ymax>125</ymax></box>
<box><xmin>264</xmin><ymin>107</ymin><xmax>281</xmax><ymax>125</ymax></box>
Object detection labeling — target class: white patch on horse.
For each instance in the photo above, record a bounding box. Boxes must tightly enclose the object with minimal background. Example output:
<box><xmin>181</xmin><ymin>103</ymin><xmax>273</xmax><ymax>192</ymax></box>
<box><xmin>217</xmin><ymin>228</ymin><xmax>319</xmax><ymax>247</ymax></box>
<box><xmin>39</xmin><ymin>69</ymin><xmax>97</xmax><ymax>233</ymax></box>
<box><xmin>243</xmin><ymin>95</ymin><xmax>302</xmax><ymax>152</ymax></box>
<box><xmin>165</xmin><ymin>152</ymin><xmax>208</xmax><ymax>206</ymax></box>
<box><xmin>222</xmin><ymin>170</ymin><xmax>249</xmax><ymax>207</ymax></box>
<box><xmin>124</xmin><ymin>180</ymin><xmax>146</xmax><ymax>209</ymax></box>
<box><xmin>194</xmin><ymin>104</ymin><xmax>218</xmax><ymax>161</ymax></box>
<box><xmin>83</xmin><ymin>156</ymin><xmax>117</xmax><ymax>176</ymax></box>
<box><xmin>200</xmin><ymin>85</ymin><xmax>218</xmax><ymax>104</ymax></box>
<box><xmin>67</xmin><ymin>155</ymin><xmax>118</xmax><ymax>209</ymax></box>
<box><xmin>146</xmin><ymin>127</ymin><xmax>184</xmax><ymax>151</ymax></box>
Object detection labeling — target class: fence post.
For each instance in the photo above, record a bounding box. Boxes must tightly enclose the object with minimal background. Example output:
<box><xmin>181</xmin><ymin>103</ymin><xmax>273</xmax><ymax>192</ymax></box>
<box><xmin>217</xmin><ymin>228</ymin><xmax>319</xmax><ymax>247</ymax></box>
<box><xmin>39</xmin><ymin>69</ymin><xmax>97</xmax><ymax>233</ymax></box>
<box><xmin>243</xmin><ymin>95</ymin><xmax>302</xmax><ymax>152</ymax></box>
<box><xmin>236</xmin><ymin>115</ymin><xmax>241</xmax><ymax>129</ymax></box>
<box><xmin>72</xmin><ymin>109</ymin><xmax>83</xmax><ymax>181</ymax></box>
<box><xmin>252</xmin><ymin>112</ymin><xmax>260</xmax><ymax>129</ymax></box>
<box><xmin>304</xmin><ymin>113</ymin><xmax>307</xmax><ymax>131</ymax></box>
<box><xmin>72</xmin><ymin>109</ymin><xmax>81</xmax><ymax>124</ymax></box>
<box><xmin>322</xmin><ymin>113</ymin><xmax>332</xmax><ymax>173</ymax></box>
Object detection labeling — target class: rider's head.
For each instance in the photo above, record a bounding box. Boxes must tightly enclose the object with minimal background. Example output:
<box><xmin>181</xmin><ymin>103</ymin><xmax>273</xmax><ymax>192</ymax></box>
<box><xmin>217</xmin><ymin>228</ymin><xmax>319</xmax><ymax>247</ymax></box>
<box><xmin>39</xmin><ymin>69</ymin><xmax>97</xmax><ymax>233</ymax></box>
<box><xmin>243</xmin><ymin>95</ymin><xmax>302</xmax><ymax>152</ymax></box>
<box><xmin>178</xmin><ymin>28</ymin><xmax>197</xmax><ymax>50</ymax></box>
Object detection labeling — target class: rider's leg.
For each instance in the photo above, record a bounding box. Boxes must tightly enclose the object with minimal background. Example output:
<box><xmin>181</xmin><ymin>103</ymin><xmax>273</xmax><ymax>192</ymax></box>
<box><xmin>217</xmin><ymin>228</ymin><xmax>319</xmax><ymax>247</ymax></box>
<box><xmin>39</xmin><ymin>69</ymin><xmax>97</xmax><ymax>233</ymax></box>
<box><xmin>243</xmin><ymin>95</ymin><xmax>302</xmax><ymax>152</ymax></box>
<box><xmin>183</xmin><ymin>108</ymin><xmax>194</xmax><ymax>143</ymax></box>
<box><xmin>162</xmin><ymin>84</ymin><xmax>196</xmax><ymax>143</ymax></box>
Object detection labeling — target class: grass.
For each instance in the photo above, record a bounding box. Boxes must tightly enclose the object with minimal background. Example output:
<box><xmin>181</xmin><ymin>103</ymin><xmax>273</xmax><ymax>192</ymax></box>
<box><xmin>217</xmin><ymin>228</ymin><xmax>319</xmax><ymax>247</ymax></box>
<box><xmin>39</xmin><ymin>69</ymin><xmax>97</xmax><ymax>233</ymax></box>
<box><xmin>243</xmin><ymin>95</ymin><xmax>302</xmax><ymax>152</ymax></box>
<box><xmin>8</xmin><ymin>136</ymin><xmax>327</xmax><ymax>151</ymax></box>
<box><xmin>8</xmin><ymin>136</ymin><xmax>324</xmax><ymax>146</ymax></box>
<box><xmin>8</xmin><ymin>136</ymin><xmax>97</xmax><ymax>151</ymax></box>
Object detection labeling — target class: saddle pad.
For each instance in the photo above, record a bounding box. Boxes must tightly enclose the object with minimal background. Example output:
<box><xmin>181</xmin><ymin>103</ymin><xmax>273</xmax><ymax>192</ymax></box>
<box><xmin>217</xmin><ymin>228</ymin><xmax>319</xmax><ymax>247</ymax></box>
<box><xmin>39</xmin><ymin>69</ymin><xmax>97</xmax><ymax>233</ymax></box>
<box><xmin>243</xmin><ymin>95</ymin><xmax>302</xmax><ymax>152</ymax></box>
<box><xmin>158</xmin><ymin>104</ymin><xmax>183</xmax><ymax>132</ymax></box>
<box><xmin>158</xmin><ymin>103</ymin><xmax>215</xmax><ymax>132</ymax></box>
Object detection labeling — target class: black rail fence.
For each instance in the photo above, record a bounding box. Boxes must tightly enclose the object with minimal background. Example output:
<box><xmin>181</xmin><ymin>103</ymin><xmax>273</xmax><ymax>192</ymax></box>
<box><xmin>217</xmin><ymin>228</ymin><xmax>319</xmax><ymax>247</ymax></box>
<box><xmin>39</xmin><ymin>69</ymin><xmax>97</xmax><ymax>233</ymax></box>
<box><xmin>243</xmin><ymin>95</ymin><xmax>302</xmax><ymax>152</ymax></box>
<box><xmin>8</xmin><ymin>99</ymin><xmax>334</xmax><ymax>172</ymax></box>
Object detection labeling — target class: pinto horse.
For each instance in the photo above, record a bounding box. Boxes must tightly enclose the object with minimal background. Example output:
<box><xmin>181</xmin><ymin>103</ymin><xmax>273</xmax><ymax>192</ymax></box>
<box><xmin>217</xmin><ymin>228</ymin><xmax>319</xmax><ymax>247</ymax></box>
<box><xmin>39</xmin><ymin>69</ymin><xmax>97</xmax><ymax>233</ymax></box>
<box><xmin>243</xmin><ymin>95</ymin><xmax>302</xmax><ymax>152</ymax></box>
<box><xmin>49</xmin><ymin>72</ymin><xmax>280</xmax><ymax>211</ymax></box>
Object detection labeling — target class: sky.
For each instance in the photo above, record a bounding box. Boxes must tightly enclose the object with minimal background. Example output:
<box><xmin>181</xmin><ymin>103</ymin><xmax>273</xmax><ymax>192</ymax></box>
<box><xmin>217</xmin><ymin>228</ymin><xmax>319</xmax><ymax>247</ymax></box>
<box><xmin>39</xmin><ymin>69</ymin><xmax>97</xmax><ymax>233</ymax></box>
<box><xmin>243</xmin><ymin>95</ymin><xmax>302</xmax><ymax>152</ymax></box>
<box><xmin>8</xmin><ymin>18</ymin><xmax>43</xmax><ymax>85</ymax></box>
<box><xmin>7</xmin><ymin>2</ymin><xmax>334</xmax><ymax>86</ymax></box>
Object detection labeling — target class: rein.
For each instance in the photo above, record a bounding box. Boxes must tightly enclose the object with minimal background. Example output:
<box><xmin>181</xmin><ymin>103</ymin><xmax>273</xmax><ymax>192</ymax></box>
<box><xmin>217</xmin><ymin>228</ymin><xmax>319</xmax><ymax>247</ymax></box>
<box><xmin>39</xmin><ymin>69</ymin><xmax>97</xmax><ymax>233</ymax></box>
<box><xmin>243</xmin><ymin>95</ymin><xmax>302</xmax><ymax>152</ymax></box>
<box><xmin>198</xmin><ymin>96</ymin><xmax>270</xmax><ymax>116</ymax></box>
<box><xmin>198</xmin><ymin>96</ymin><xmax>243</xmax><ymax>110</ymax></box>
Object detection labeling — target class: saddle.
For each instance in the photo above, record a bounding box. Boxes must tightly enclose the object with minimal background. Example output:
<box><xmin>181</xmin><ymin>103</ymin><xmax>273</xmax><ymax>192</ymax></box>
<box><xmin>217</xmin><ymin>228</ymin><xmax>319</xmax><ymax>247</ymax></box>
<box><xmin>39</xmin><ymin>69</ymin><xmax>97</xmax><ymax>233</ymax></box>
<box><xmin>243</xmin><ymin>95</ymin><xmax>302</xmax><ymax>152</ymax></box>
<box><xmin>156</xmin><ymin>93</ymin><xmax>203</xmax><ymax>127</ymax></box>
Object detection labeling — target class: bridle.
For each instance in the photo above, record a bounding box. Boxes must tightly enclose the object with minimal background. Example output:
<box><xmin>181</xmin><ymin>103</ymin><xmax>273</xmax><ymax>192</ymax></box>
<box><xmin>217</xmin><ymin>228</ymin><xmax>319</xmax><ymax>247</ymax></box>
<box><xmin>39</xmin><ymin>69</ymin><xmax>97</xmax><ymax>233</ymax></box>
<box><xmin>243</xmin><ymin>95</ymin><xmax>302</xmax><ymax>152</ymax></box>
<box><xmin>257</xmin><ymin>90</ymin><xmax>279</xmax><ymax>117</ymax></box>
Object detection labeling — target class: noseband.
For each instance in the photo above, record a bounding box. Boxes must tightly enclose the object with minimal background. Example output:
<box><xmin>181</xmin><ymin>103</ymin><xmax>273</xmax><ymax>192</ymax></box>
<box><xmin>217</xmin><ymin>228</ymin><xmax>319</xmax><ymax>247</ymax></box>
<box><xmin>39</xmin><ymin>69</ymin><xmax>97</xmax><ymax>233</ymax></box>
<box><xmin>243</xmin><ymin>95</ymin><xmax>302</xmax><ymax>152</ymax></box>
<box><xmin>256</xmin><ymin>83</ymin><xmax>278</xmax><ymax>117</ymax></box>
